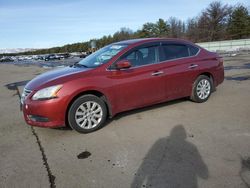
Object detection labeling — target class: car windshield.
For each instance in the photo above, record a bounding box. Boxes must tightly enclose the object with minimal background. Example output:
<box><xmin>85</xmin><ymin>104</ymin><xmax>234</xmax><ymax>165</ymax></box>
<box><xmin>77</xmin><ymin>44</ymin><xmax>127</xmax><ymax>68</ymax></box>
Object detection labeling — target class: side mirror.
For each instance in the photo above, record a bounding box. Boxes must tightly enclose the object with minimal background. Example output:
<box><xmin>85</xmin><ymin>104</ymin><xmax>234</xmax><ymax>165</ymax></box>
<box><xmin>116</xmin><ymin>60</ymin><xmax>132</xmax><ymax>70</ymax></box>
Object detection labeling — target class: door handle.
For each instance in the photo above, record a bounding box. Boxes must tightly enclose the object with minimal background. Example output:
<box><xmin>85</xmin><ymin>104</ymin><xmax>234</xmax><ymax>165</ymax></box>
<box><xmin>189</xmin><ymin>64</ymin><xmax>198</xmax><ymax>69</ymax></box>
<box><xmin>151</xmin><ymin>71</ymin><xmax>164</xmax><ymax>76</ymax></box>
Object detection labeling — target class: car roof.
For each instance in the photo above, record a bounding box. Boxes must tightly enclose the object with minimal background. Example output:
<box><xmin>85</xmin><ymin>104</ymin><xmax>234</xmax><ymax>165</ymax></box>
<box><xmin>113</xmin><ymin>38</ymin><xmax>194</xmax><ymax>46</ymax></box>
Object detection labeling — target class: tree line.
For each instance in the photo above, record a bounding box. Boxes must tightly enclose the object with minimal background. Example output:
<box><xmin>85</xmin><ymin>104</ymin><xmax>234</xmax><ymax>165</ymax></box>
<box><xmin>6</xmin><ymin>1</ymin><xmax>250</xmax><ymax>56</ymax></box>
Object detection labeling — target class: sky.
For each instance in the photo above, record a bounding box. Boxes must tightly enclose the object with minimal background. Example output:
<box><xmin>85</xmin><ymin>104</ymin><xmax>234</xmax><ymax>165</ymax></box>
<box><xmin>0</xmin><ymin>0</ymin><xmax>249</xmax><ymax>49</ymax></box>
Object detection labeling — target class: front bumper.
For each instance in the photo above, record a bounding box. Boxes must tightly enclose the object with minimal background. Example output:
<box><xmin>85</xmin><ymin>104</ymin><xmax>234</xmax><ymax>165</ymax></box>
<box><xmin>22</xmin><ymin>98</ymin><xmax>66</xmax><ymax>128</ymax></box>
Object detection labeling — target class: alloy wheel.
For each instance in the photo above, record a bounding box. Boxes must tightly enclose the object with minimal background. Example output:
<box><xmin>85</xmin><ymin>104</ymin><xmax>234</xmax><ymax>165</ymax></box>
<box><xmin>75</xmin><ymin>101</ymin><xmax>103</xmax><ymax>129</ymax></box>
<box><xmin>196</xmin><ymin>79</ymin><xmax>211</xmax><ymax>100</ymax></box>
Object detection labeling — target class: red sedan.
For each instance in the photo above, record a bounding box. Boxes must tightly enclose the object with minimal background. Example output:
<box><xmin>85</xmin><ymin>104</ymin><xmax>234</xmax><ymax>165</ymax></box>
<box><xmin>22</xmin><ymin>38</ymin><xmax>224</xmax><ymax>133</ymax></box>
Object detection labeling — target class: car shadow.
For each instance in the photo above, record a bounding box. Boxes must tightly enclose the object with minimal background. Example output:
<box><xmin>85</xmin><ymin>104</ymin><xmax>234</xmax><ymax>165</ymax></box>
<box><xmin>5</xmin><ymin>80</ymin><xmax>30</xmax><ymax>91</ymax></box>
<box><xmin>5</xmin><ymin>80</ymin><xmax>30</xmax><ymax>110</ymax></box>
<box><xmin>63</xmin><ymin>98</ymin><xmax>189</xmax><ymax>131</ymax></box>
<box><xmin>131</xmin><ymin>125</ymin><xmax>209</xmax><ymax>188</ymax></box>
<box><xmin>52</xmin><ymin>126</ymin><xmax>73</xmax><ymax>131</ymax></box>
<box><xmin>110</xmin><ymin>98</ymin><xmax>188</xmax><ymax>121</ymax></box>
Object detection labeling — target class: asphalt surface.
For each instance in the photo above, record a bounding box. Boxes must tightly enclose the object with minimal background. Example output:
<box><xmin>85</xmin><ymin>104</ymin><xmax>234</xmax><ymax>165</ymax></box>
<box><xmin>0</xmin><ymin>54</ymin><xmax>250</xmax><ymax>188</ymax></box>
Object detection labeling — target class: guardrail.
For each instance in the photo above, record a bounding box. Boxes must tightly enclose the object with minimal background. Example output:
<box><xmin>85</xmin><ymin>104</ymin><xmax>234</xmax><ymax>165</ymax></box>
<box><xmin>196</xmin><ymin>38</ymin><xmax>250</xmax><ymax>52</ymax></box>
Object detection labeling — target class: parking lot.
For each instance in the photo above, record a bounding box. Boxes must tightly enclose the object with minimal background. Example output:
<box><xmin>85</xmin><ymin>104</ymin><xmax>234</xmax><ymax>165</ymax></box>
<box><xmin>0</xmin><ymin>54</ymin><xmax>250</xmax><ymax>188</ymax></box>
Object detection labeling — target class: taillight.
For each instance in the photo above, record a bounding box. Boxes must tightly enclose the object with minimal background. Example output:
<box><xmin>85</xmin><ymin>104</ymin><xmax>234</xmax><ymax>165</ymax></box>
<box><xmin>216</xmin><ymin>56</ymin><xmax>223</xmax><ymax>66</ymax></box>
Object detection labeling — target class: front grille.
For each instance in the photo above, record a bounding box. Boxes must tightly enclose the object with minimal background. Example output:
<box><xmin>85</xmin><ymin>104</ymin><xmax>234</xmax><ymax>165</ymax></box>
<box><xmin>21</xmin><ymin>88</ymin><xmax>32</xmax><ymax>104</ymax></box>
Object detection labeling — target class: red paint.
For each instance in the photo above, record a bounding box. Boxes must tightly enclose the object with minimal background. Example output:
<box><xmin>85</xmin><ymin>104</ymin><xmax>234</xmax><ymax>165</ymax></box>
<box><xmin>22</xmin><ymin>38</ymin><xmax>224</xmax><ymax>128</ymax></box>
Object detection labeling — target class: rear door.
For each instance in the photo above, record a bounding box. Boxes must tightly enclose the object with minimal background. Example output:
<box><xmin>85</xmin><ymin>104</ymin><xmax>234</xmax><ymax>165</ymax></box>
<box><xmin>159</xmin><ymin>42</ymin><xmax>200</xmax><ymax>100</ymax></box>
<box><xmin>107</xmin><ymin>43</ymin><xmax>166</xmax><ymax>112</ymax></box>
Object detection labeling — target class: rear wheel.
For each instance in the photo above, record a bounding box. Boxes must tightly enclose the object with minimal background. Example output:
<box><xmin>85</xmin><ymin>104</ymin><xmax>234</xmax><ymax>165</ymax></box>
<box><xmin>68</xmin><ymin>94</ymin><xmax>107</xmax><ymax>133</ymax></box>
<box><xmin>191</xmin><ymin>75</ymin><xmax>212</xmax><ymax>103</ymax></box>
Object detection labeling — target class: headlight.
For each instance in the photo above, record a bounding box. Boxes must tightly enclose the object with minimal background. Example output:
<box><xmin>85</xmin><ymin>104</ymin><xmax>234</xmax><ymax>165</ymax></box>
<box><xmin>32</xmin><ymin>85</ymin><xmax>62</xmax><ymax>100</ymax></box>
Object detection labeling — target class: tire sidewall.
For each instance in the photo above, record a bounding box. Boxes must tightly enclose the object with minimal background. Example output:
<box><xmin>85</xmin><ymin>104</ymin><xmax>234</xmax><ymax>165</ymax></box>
<box><xmin>68</xmin><ymin>95</ymin><xmax>107</xmax><ymax>133</ymax></box>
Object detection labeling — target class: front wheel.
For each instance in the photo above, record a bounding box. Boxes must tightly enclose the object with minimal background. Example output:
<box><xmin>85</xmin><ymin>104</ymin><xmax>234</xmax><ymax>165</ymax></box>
<box><xmin>68</xmin><ymin>94</ymin><xmax>107</xmax><ymax>133</ymax></box>
<box><xmin>190</xmin><ymin>75</ymin><xmax>212</xmax><ymax>103</ymax></box>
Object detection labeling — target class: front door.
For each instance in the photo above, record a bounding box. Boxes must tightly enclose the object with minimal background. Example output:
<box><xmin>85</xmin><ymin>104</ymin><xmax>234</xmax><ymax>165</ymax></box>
<box><xmin>108</xmin><ymin>44</ymin><xmax>166</xmax><ymax>112</ymax></box>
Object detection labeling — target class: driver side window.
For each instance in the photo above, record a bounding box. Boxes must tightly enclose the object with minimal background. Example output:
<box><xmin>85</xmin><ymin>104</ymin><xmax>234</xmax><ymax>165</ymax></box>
<box><xmin>122</xmin><ymin>46</ymin><xmax>157</xmax><ymax>67</ymax></box>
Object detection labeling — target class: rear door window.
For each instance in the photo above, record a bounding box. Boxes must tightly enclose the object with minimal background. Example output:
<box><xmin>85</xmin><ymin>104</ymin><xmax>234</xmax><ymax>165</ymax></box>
<box><xmin>160</xmin><ymin>44</ymin><xmax>189</xmax><ymax>61</ymax></box>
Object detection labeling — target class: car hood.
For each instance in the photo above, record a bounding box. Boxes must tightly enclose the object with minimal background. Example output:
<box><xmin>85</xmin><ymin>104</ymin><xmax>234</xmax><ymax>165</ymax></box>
<box><xmin>25</xmin><ymin>66</ymin><xmax>91</xmax><ymax>90</ymax></box>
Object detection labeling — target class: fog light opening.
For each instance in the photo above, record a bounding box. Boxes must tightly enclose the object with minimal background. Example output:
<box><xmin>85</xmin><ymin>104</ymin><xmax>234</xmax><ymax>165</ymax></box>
<box><xmin>28</xmin><ymin>115</ymin><xmax>49</xmax><ymax>122</ymax></box>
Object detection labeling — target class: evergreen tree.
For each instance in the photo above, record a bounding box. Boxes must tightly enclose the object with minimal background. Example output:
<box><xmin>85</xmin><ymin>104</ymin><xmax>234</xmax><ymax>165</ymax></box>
<box><xmin>138</xmin><ymin>22</ymin><xmax>158</xmax><ymax>37</ymax></box>
<box><xmin>138</xmin><ymin>19</ymin><xmax>169</xmax><ymax>38</ymax></box>
<box><xmin>155</xmin><ymin>18</ymin><xmax>170</xmax><ymax>37</ymax></box>
<box><xmin>228</xmin><ymin>5</ymin><xmax>250</xmax><ymax>39</ymax></box>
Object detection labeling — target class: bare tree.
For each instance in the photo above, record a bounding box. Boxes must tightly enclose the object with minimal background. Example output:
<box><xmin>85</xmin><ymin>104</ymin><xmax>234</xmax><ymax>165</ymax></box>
<box><xmin>199</xmin><ymin>1</ymin><xmax>232</xmax><ymax>41</ymax></box>
<box><xmin>186</xmin><ymin>18</ymin><xmax>199</xmax><ymax>42</ymax></box>
<box><xmin>168</xmin><ymin>17</ymin><xmax>185</xmax><ymax>38</ymax></box>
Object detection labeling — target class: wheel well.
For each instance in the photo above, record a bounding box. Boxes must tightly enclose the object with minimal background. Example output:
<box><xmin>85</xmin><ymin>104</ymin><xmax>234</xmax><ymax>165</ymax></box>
<box><xmin>200</xmin><ymin>72</ymin><xmax>214</xmax><ymax>83</ymax></box>
<box><xmin>199</xmin><ymin>72</ymin><xmax>215</xmax><ymax>90</ymax></box>
<box><xmin>65</xmin><ymin>90</ymin><xmax>111</xmax><ymax>127</ymax></box>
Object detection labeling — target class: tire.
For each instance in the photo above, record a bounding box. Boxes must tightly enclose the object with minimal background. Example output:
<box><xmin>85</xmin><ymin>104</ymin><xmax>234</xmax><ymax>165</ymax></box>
<box><xmin>190</xmin><ymin>75</ymin><xmax>212</xmax><ymax>103</ymax></box>
<box><xmin>68</xmin><ymin>94</ymin><xmax>107</xmax><ymax>133</ymax></box>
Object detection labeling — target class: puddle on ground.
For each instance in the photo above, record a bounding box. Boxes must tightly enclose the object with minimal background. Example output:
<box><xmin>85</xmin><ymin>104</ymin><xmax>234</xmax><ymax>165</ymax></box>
<box><xmin>224</xmin><ymin>63</ymin><xmax>250</xmax><ymax>71</ymax></box>
<box><xmin>77</xmin><ymin>151</ymin><xmax>91</xmax><ymax>159</ymax></box>
<box><xmin>188</xmin><ymin>133</ymin><xmax>194</xmax><ymax>138</ymax></box>
<box><xmin>242</xmin><ymin>157</ymin><xmax>250</xmax><ymax>170</ymax></box>
<box><xmin>240</xmin><ymin>156</ymin><xmax>250</xmax><ymax>188</ymax></box>
<box><xmin>226</xmin><ymin>76</ymin><xmax>250</xmax><ymax>81</ymax></box>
